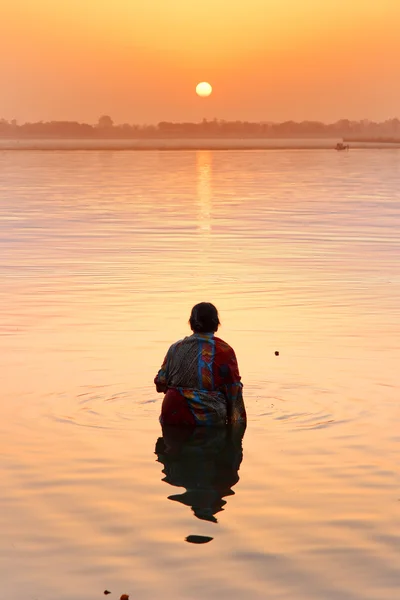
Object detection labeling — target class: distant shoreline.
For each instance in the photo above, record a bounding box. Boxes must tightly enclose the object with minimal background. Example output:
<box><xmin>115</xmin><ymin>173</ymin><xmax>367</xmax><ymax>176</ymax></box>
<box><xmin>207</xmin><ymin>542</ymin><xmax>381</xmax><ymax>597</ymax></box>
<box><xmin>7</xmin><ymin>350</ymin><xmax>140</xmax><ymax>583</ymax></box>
<box><xmin>1</xmin><ymin>138</ymin><xmax>400</xmax><ymax>151</ymax></box>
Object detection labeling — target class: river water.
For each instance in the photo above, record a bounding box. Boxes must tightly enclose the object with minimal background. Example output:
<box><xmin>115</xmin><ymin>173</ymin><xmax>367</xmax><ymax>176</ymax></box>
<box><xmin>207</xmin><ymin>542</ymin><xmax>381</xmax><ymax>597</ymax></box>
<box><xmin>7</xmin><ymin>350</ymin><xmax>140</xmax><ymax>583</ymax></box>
<box><xmin>1</xmin><ymin>149</ymin><xmax>400</xmax><ymax>599</ymax></box>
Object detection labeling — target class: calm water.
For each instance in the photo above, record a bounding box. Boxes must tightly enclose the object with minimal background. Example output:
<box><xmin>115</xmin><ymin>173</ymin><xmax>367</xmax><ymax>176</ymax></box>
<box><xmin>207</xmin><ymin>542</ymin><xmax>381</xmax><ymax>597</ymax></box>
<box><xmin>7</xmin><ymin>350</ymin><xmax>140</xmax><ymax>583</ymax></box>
<box><xmin>1</xmin><ymin>149</ymin><xmax>400</xmax><ymax>600</ymax></box>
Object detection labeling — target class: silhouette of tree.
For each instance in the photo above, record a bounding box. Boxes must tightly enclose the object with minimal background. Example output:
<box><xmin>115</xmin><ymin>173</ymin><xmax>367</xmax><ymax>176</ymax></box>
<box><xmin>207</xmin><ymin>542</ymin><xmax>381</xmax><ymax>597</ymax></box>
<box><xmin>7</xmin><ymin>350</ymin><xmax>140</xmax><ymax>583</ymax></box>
<box><xmin>97</xmin><ymin>115</ymin><xmax>114</xmax><ymax>129</ymax></box>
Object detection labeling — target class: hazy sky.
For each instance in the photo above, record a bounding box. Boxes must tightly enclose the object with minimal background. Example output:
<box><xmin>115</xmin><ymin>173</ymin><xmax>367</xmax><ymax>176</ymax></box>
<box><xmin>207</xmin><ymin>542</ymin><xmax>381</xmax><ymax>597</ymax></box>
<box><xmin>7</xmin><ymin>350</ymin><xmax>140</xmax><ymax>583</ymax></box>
<box><xmin>1</xmin><ymin>0</ymin><xmax>400</xmax><ymax>123</ymax></box>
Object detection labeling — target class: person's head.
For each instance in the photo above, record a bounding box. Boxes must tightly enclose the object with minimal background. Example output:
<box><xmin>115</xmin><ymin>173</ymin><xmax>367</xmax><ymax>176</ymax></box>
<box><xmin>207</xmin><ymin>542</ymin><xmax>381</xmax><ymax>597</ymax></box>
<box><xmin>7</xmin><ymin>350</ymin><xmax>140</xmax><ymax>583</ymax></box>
<box><xmin>189</xmin><ymin>302</ymin><xmax>220</xmax><ymax>334</ymax></box>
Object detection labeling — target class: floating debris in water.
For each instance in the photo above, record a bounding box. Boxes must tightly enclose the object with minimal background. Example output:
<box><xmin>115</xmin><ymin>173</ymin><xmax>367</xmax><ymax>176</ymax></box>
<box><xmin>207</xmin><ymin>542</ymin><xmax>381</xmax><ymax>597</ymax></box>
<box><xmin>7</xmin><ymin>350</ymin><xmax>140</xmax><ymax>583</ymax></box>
<box><xmin>104</xmin><ymin>592</ymin><xmax>111</xmax><ymax>596</ymax></box>
<box><xmin>120</xmin><ymin>595</ymin><xmax>129</xmax><ymax>600</ymax></box>
<box><xmin>185</xmin><ymin>535</ymin><xmax>213</xmax><ymax>544</ymax></box>
<box><xmin>275</xmin><ymin>351</ymin><xmax>279</xmax><ymax>356</ymax></box>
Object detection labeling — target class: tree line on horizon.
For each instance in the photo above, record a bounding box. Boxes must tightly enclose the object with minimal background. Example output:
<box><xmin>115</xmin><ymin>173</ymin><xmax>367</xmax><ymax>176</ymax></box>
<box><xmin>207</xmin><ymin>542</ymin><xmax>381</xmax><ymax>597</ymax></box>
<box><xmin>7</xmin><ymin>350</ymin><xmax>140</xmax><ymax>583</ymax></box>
<box><xmin>1</xmin><ymin>115</ymin><xmax>400</xmax><ymax>140</ymax></box>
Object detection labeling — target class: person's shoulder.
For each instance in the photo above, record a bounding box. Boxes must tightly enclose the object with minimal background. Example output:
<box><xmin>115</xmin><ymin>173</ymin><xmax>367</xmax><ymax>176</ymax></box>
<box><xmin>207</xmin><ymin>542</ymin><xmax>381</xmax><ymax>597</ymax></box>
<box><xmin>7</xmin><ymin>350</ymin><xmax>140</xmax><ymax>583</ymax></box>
<box><xmin>168</xmin><ymin>336</ymin><xmax>192</xmax><ymax>352</ymax></box>
<box><xmin>213</xmin><ymin>336</ymin><xmax>235</xmax><ymax>354</ymax></box>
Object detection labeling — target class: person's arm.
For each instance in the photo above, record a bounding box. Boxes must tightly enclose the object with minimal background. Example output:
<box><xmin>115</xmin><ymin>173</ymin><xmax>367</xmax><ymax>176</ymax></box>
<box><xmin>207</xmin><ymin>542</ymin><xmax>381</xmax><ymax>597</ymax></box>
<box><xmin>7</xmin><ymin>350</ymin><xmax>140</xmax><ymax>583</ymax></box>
<box><xmin>225</xmin><ymin>381</ymin><xmax>247</xmax><ymax>424</ymax></box>
<box><xmin>154</xmin><ymin>349</ymin><xmax>170</xmax><ymax>393</ymax></box>
<box><xmin>219</xmin><ymin>349</ymin><xmax>247</xmax><ymax>424</ymax></box>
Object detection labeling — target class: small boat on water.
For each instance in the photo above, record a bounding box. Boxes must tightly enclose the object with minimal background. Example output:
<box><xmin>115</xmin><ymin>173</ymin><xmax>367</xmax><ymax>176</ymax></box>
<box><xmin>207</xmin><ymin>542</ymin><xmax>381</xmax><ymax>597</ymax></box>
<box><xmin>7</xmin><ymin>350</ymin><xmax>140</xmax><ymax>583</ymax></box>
<box><xmin>335</xmin><ymin>142</ymin><xmax>349</xmax><ymax>151</ymax></box>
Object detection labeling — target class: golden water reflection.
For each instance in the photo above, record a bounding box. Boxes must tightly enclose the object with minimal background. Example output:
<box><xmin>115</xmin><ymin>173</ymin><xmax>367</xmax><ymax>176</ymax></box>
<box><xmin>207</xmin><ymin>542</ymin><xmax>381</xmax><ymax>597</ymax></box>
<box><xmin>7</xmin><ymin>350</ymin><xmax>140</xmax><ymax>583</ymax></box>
<box><xmin>196</xmin><ymin>150</ymin><xmax>213</xmax><ymax>233</ymax></box>
<box><xmin>0</xmin><ymin>149</ymin><xmax>400</xmax><ymax>599</ymax></box>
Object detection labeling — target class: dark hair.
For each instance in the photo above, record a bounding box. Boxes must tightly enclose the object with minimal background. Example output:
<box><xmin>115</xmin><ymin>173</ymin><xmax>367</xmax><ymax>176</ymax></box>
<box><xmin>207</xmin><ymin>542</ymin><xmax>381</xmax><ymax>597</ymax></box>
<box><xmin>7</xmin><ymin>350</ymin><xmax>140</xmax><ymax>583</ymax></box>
<box><xmin>189</xmin><ymin>302</ymin><xmax>220</xmax><ymax>333</ymax></box>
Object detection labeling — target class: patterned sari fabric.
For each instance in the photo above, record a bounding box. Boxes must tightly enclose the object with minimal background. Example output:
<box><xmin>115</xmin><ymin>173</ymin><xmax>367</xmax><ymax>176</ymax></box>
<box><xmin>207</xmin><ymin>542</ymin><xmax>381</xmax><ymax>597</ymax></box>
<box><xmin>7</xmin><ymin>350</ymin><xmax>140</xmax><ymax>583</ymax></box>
<box><xmin>154</xmin><ymin>333</ymin><xmax>246</xmax><ymax>426</ymax></box>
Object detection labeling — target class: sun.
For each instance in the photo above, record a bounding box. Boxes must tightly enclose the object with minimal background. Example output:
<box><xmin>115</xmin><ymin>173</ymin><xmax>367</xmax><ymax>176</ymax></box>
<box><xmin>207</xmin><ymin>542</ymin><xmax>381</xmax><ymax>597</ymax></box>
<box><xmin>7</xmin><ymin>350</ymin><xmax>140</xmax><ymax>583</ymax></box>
<box><xmin>196</xmin><ymin>82</ymin><xmax>212</xmax><ymax>98</ymax></box>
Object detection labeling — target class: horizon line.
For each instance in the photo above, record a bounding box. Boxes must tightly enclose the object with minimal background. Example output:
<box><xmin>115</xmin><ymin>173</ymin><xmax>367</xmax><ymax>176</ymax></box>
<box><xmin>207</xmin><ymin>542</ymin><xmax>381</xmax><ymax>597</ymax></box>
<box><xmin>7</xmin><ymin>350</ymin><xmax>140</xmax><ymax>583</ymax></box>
<box><xmin>2</xmin><ymin>116</ymin><xmax>400</xmax><ymax>127</ymax></box>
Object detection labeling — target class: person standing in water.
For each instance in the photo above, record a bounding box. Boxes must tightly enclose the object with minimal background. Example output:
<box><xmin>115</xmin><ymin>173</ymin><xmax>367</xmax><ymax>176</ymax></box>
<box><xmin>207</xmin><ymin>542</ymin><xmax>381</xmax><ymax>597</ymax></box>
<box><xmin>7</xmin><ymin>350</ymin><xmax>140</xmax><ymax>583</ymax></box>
<box><xmin>154</xmin><ymin>303</ymin><xmax>247</xmax><ymax>426</ymax></box>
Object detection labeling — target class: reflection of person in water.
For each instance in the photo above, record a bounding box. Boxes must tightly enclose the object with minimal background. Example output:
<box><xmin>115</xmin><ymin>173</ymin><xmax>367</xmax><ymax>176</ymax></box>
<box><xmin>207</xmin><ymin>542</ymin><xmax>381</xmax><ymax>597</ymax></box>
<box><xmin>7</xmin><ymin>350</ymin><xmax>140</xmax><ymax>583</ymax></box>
<box><xmin>155</xmin><ymin>423</ymin><xmax>246</xmax><ymax>523</ymax></box>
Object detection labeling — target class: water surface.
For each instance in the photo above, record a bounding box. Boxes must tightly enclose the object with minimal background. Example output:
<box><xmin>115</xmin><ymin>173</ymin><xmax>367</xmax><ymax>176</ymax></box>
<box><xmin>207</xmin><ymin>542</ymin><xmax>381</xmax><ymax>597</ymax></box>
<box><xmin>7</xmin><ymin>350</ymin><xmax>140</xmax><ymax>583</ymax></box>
<box><xmin>1</xmin><ymin>149</ymin><xmax>400</xmax><ymax>599</ymax></box>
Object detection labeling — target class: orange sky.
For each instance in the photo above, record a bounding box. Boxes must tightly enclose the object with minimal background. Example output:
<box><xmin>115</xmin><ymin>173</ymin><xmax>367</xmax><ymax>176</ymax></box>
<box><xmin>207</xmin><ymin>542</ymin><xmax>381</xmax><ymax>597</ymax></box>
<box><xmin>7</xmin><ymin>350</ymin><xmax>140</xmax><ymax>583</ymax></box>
<box><xmin>1</xmin><ymin>0</ymin><xmax>400</xmax><ymax>123</ymax></box>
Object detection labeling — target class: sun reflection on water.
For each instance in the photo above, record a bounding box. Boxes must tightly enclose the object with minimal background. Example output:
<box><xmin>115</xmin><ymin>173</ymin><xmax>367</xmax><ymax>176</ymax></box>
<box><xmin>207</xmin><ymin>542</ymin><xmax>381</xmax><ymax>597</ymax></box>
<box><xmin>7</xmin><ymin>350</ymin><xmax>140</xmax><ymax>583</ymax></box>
<box><xmin>196</xmin><ymin>150</ymin><xmax>213</xmax><ymax>234</ymax></box>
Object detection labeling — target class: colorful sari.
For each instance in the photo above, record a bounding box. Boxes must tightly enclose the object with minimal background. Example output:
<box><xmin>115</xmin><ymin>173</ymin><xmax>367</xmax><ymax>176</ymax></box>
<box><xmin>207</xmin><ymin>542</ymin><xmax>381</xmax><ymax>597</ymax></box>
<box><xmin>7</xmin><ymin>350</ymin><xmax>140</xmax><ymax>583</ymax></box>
<box><xmin>154</xmin><ymin>333</ymin><xmax>246</xmax><ymax>426</ymax></box>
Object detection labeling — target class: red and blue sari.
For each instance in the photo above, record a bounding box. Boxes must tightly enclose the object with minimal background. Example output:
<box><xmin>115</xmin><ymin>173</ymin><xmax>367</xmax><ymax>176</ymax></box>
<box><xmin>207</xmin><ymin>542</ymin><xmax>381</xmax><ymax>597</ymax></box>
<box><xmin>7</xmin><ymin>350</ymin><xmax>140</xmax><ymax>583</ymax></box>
<box><xmin>154</xmin><ymin>333</ymin><xmax>246</xmax><ymax>426</ymax></box>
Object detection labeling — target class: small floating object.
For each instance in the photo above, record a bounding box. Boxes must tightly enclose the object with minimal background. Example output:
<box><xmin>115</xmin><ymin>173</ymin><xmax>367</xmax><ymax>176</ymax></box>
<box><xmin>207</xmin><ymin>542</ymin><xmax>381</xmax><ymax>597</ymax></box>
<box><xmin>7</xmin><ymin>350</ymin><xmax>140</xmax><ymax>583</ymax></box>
<box><xmin>275</xmin><ymin>351</ymin><xmax>279</xmax><ymax>356</ymax></box>
<box><xmin>104</xmin><ymin>592</ymin><xmax>111</xmax><ymax>596</ymax></box>
<box><xmin>120</xmin><ymin>595</ymin><xmax>129</xmax><ymax>600</ymax></box>
<box><xmin>185</xmin><ymin>535</ymin><xmax>213</xmax><ymax>544</ymax></box>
